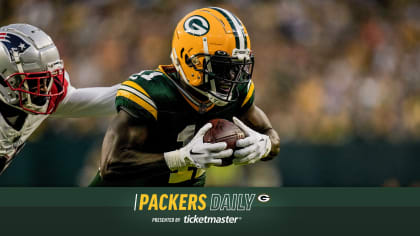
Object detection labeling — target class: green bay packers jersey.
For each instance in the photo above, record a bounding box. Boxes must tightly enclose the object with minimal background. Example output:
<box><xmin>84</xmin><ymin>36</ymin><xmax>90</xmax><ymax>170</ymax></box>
<box><xmin>91</xmin><ymin>65</ymin><xmax>255</xmax><ymax>187</ymax></box>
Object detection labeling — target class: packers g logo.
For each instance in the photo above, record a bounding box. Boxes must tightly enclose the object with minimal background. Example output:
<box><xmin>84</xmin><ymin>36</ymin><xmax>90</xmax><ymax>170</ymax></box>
<box><xmin>257</xmin><ymin>194</ymin><xmax>270</xmax><ymax>203</ymax></box>
<box><xmin>184</xmin><ymin>15</ymin><xmax>210</xmax><ymax>36</ymax></box>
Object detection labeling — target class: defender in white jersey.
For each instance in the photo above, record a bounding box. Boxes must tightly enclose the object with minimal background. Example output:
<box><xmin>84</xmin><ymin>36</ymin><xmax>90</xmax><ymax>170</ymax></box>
<box><xmin>0</xmin><ymin>24</ymin><xmax>118</xmax><ymax>174</ymax></box>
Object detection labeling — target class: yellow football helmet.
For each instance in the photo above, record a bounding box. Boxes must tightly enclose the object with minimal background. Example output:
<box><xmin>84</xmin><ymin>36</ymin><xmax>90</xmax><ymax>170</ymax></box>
<box><xmin>171</xmin><ymin>7</ymin><xmax>254</xmax><ymax>106</ymax></box>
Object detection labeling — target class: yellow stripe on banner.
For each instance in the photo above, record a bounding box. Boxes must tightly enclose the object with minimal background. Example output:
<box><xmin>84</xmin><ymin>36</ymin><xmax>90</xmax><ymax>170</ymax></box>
<box><xmin>117</xmin><ymin>90</ymin><xmax>157</xmax><ymax>120</ymax></box>
<box><xmin>122</xmin><ymin>81</ymin><xmax>151</xmax><ymax>98</ymax></box>
<box><xmin>241</xmin><ymin>81</ymin><xmax>255</xmax><ymax>107</ymax></box>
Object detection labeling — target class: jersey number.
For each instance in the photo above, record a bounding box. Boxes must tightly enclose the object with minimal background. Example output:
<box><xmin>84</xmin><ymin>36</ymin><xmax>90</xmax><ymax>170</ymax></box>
<box><xmin>130</xmin><ymin>71</ymin><xmax>162</xmax><ymax>81</ymax></box>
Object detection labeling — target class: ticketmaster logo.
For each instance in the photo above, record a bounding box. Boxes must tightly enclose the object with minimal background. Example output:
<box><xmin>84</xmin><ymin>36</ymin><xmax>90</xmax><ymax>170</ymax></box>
<box><xmin>184</xmin><ymin>215</ymin><xmax>241</xmax><ymax>224</ymax></box>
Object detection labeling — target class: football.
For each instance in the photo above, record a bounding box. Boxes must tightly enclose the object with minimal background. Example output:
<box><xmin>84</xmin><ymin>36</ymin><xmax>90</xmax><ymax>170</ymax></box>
<box><xmin>203</xmin><ymin>118</ymin><xmax>246</xmax><ymax>166</ymax></box>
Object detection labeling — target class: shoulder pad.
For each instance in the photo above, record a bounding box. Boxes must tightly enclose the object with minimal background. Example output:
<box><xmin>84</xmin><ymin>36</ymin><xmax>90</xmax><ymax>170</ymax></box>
<box><xmin>116</xmin><ymin>71</ymin><xmax>163</xmax><ymax>120</ymax></box>
<box><xmin>128</xmin><ymin>70</ymin><xmax>166</xmax><ymax>82</ymax></box>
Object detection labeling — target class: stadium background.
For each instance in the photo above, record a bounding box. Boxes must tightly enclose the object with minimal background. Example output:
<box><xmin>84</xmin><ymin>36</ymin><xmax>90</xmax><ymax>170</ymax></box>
<box><xmin>0</xmin><ymin>0</ymin><xmax>419</xmax><ymax>186</ymax></box>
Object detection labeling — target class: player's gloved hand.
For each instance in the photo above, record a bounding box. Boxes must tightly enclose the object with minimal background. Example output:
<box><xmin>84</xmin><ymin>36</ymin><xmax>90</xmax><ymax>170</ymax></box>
<box><xmin>232</xmin><ymin>117</ymin><xmax>271</xmax><ymax>165</ymax></box>
<box><xmin>164</xmin><ymin>123</ymin><xmax>233</xmax><ymax>170</ymax></box>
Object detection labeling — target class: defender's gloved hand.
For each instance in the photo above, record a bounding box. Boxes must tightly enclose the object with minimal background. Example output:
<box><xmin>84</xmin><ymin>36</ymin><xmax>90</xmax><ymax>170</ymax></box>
<box><xmin>164</xmin><ymin>123</ymin><xmax>233</xmax><ymax>170</ymax></box>
<box><xmin>232</xmin><ymin>117</ymin><xmax>271</xmax><ymax>165</ymax></box>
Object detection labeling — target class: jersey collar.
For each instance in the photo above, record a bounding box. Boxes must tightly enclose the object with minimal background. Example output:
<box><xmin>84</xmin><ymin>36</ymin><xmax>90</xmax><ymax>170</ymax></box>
<box><xmin>158</xmin><ymin>65</ymin><xmax>215</xmax><ymax>114</ymax></box>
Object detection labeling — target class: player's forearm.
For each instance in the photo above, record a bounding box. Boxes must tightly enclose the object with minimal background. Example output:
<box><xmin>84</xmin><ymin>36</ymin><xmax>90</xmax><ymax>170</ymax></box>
<box><xmin>99</xmin><ymin>125</ymin><xmax>170</xmax><ymax>180</ymax></box>
<box><xmin>240</xmin><ymin>105</ymin><xmax>273</xmax><ymax>133</ymax></box>
<box><xmin>100</xmin><ymin>150</ymin><xmax>169</xmax><ymax>180</ymax></box>
<box><xmin>240</xmin><ymin>104</ymin><xmax>280</xmax><ymax>159</ymax></box>
<box><xmin>263</xmin><ymin>128</ymin><xmax>280</xmax><ymax>159</ymax></box>
<box><xmin>52</xmin><ymin>84</ymin><xmax>119</xmax><ymax>117</ymax></box>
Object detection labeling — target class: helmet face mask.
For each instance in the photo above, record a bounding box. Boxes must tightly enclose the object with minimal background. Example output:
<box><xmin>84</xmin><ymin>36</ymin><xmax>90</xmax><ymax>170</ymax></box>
<box><xmin>190</xmin><ymin>51</ymin><xmax>254</xmax><ymax>103</ymax></box>
<box><xmin>5</xmin><ymin>68</ymin><xmax>65</xmax><ymax>114</ymax></box>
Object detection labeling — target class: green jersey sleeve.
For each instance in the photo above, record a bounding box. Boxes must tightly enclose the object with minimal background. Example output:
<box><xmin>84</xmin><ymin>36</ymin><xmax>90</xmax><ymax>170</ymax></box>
<box><xmin>115</xmin><ymin>72</ymin><xmax>159</xmax><ymax>122</ymax></box>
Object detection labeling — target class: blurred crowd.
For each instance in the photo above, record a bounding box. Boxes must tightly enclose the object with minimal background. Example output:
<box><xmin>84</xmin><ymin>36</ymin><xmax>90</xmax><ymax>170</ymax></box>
<box><xmin>1</xmin><ymin>0</ymin><xmax>420</xmax><ymax>144</ymax></box>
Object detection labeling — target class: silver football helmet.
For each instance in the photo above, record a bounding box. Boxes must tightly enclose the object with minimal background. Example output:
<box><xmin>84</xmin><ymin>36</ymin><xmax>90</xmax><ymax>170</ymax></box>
<box><xmin>0</xmin><ymin>23</ymin><xmax>65</xmax><ymax>114</ymax></box>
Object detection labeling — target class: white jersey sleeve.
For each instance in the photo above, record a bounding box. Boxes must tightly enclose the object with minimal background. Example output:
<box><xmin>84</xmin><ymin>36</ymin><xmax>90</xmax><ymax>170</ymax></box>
<box><xmin>52</xmin><ymin>72</ymin><xmax>119</xmax><ymax>117</ymax></box>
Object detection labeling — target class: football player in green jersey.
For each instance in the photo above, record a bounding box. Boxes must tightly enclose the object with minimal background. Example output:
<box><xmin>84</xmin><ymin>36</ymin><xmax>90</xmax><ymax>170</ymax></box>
<box><xmin>90</xmin><ymin>7</ymin><xmax>280</xmax><ymax>186</ymax></box>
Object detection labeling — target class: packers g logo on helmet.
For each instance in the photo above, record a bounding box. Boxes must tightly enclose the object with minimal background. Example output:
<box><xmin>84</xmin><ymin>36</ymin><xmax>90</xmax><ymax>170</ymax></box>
<box><xmin>184</xmin><ymin>15</ymin><xmax>210</xmax><ymax>36</ymax></box>
<box><xmin>171</xmin><ymin>7</ymin><xmax>254</xmax><ymax>106</ymax></box>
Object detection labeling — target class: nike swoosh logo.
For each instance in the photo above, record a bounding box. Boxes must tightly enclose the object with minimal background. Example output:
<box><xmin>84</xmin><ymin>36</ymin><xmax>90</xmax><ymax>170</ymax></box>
<box><xmin>190</xmin><ymin>150</ymin><xmax>204</xmax><ymax>155</ymax></box>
